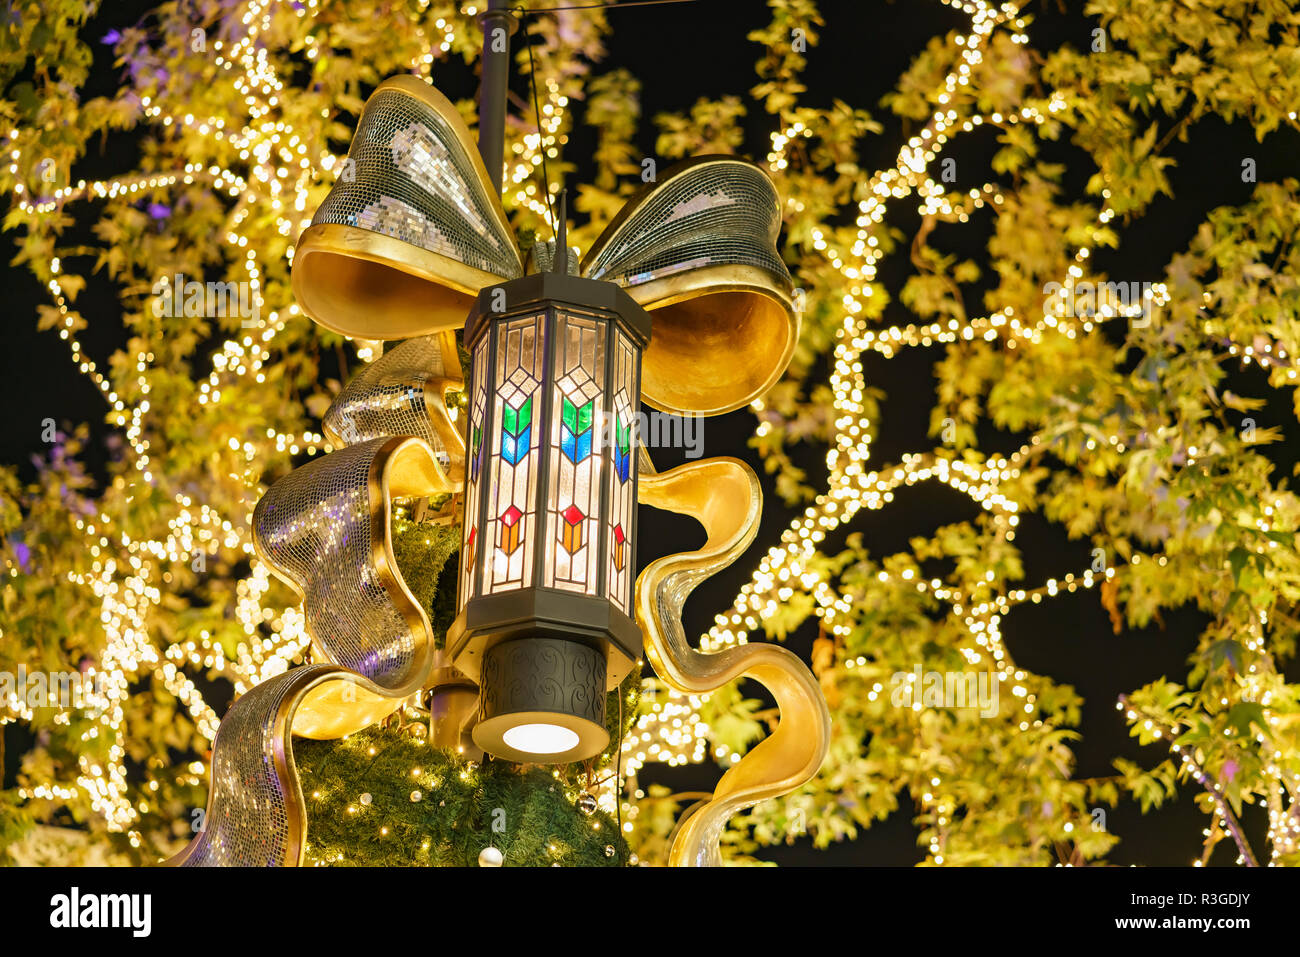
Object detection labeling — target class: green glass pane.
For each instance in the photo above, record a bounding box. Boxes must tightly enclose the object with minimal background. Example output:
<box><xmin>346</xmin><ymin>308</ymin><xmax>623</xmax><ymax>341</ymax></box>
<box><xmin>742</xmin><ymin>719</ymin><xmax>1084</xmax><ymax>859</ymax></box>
<box><xmin>577</xmin><ymin>400</ymin><xmax>594</xmax><ymax>432</ymax></box>
<box><xmin>502</xmin><ymin>395</ymin><xmax>533</xmax><ymax>436</ymax></box>
<box><xmin>561</xmin><ymin>396</ymin><xmax>576</xmax><ymax>432</ymax></box>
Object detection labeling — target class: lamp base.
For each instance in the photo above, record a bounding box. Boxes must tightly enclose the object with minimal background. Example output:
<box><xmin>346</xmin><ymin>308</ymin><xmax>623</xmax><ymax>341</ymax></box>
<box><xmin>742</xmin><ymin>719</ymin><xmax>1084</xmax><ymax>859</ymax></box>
<box><xmin>472</xmin><ymin>637</ymin><xmax>609</xmax><ymax>764</ymax></box>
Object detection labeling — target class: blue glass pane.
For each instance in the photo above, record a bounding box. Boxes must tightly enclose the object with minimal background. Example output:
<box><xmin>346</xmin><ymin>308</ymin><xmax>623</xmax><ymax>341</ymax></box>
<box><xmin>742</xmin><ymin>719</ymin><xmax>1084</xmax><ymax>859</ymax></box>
<box><xmin>502</xmin><ymin>425</ymin><xmax>531</xmax><ymax>466</ymax></box>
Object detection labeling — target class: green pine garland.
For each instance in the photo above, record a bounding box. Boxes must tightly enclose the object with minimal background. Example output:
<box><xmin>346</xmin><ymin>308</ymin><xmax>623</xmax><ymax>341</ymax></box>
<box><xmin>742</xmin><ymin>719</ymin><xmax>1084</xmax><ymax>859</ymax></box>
<box><xmin>292</xmin><ymin>513</ymin><xmax>642</xmax><ymax>865</ymax></box>
<box><xmin>389</xmin><ymin>514</ymin><xmax>461</xmax><ymax>648</ymax></box>
<box><xmin>296</xmin><ymin>725</ymin><xmax>629</xmax><ymax>866</ymax></box>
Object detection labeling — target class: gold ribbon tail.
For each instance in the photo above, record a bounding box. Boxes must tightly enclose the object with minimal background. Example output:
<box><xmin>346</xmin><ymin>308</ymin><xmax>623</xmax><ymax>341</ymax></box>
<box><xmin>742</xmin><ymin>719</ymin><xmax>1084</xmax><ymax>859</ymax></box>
<box><xmin>635</xmin><ymin>457</ymin><xmax>830</xmax><ymax>867</ymax></box>
<box><xmin>168</xmin><ymin>435</ymin><xmax>455</xmax><ymax>865</ymax></box>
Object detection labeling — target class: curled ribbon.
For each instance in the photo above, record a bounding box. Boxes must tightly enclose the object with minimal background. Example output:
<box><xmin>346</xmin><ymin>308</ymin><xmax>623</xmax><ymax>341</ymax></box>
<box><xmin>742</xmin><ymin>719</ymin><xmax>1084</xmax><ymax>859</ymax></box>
<box><xmin>167</xmin><ymin>338</ymin><xmax>462</xmax><ymax>866</ymax></box>
<box><xmin>169</xmin><ymin>72</ymin><xmax>825</xmax><ymax>866</ymax></box>
<box><xmin>173</xmin><ymin>446</ymin><xmax>829</xmax><ymax>866</ymax></box>
<box><xmin>635</xmin><ymin>456</ymin><xmax>831</xmax><ymax>866</ymax></box>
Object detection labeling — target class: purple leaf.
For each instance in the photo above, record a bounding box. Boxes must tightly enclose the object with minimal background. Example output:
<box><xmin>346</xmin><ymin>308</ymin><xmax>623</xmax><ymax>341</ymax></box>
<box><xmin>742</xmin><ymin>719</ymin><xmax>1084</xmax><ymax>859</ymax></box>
<box><xmin>11</xmin><ymin>539</ymin><xmax>30</xmax><ymax>572</ymax></box>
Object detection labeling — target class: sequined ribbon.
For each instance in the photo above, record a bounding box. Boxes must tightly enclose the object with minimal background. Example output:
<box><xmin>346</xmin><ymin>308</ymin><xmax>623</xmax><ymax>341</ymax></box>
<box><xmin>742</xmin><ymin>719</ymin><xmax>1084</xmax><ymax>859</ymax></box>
<box><xmin>168</xmin><ymin>337</ymin><xmax>462</xmax><ymax>866</ymax></box>
<box><xmin>172</xmin><ymin>73</ymin><xmax>822</xmax><ymax>866</ymax></box>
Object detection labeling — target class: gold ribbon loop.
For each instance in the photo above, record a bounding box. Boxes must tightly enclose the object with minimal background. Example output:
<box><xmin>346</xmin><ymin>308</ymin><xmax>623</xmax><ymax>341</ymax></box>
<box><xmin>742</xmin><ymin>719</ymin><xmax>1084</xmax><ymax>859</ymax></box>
<box><xmin>293</xmin><ymin>76</ymin><xmax>522</xmax><ymax>340</ymax></box>
<box><xmin>322</xmin><ymin>331</ymin><xmax>466</xmax><ymax>483</ymax></box>
<box><xmin>170</xmin><ymin>436</ymin><xmax>452</xmax><ymax>866</ymax></box>
<box><xmin>582</xmin><ymin>157</ymin><xmax>798</xmax><ymax>416</ymax></box>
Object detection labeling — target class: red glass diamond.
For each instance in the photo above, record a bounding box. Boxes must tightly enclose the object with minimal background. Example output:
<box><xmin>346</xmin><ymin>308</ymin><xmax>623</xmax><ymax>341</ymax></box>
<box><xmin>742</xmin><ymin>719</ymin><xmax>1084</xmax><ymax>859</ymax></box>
<box><xmin>560</xmin><ymin>504</ymin><xmax>584</xmax><ymax>555</ymax></box>
<box><xmin>499</xmin><ymin>506</ymin><xmax>523</xmax><ymax>556</ymax></box>
<box><xmin>612</xmin><ymin>523</ymin><xmax>626</xmax><ymax>572</ymax></box>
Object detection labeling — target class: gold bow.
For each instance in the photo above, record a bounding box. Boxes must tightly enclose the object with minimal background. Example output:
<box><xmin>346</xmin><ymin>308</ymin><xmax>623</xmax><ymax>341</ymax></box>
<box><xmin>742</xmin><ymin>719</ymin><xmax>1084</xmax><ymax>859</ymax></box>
<box><xmin>293</xmin><ymin>75</ymin><xmax>797</xmax><ymax>416</ymax></box>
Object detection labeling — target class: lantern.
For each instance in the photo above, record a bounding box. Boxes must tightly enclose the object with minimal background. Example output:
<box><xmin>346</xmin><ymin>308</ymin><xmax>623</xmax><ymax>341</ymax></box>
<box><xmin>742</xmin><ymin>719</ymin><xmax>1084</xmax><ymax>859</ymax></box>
<box><xmin>446</xmin><ymin>268</ymin><xmax>651</xmax><ymax>763</ymax></box>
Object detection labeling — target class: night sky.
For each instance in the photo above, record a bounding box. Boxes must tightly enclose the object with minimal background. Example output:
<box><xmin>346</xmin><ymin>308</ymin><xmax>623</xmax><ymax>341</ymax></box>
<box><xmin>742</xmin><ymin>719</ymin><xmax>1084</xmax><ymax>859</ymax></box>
<box><xmin>4</xmin><ymin>0</ymin><xmax>1299</xmax><ymax>866</ymax></box>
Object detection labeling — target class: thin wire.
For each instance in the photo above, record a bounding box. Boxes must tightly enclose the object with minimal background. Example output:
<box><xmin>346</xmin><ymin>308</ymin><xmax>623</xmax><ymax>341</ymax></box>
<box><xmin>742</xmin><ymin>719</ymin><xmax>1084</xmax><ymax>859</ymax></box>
<box><xmin>519</xmin><ymin>23</ymin><xmax>557</xmax><ymax>234</ymax></box>
<box><xmin>521</xmin><ymin>0</ymin><xmax>698</xmax><ymax>11</ymax></box>
<box><xmin>509</xmin><ymin>0</ymin><xmax>698</xmax><ymax>236</ymax></box>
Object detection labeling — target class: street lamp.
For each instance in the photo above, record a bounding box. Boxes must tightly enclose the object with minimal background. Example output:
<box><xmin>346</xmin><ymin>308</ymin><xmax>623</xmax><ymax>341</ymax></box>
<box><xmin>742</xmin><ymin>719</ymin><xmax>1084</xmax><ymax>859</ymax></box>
<box><xmin>448</xmin><ymin>253</ymin><xmax>650</xmax><ymax>763</ymax></box>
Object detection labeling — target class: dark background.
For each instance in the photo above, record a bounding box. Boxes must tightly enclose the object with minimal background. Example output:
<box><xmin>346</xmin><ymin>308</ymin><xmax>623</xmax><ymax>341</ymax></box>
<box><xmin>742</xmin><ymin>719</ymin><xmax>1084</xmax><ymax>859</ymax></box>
<box><xmin>4</xmin><ymin>0</ymin><xmax>1299</xmax><ymax>865</ymax></box>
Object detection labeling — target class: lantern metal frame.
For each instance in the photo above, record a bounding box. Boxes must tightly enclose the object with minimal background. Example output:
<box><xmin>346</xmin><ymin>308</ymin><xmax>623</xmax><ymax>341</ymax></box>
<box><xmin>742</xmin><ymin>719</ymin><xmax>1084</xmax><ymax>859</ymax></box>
<box><xmin>446</xmin><ymin>270</ymin><xmax>651</xmax><ymax>762</ymax></box>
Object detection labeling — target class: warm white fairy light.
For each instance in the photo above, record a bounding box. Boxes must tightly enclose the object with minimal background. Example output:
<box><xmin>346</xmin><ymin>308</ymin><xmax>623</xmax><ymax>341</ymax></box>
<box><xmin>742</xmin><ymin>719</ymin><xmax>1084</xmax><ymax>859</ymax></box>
<box><xmin>0</xmin><ymin>3</ymin><xmax>465</xmax><ymax>834</ymax></box>
<box><xmin>509</xmin><ymin>77</ymin><xmax>569</xmax><ymax>225</ymax></box>
<box><xmin>636</xmin><ymin>5</ymin><xmax>1042</xmax><ymax>789</ymax></box>
<box><xmin>4</xmin><ymin>0</ymin><xmax>607</xmax><ymax>840</ymax></box>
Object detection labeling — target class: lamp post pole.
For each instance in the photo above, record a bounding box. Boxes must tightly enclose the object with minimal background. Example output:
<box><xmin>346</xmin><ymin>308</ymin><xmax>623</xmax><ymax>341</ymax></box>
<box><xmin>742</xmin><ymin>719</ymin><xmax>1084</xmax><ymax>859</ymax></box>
<box><xmin>477</xmin><ymin>0</ymin><xmax>516</xmax><ymax>196</ymax></box>
<box><xmin>421</xmin><ymin>1</ymin><xmax>517</xmax><ymax>757</ymax></box>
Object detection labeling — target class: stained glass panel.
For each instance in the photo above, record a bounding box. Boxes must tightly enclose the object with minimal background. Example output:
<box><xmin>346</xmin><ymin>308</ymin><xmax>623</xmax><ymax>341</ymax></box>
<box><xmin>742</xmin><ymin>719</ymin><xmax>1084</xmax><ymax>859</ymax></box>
<box><xmin>486</xmin><ymin>313</ymin><xmax>544</xmax><ymax>594</ymax></box>
<box><xmin>606</xmin><ymin>334</ymin><xmax>639</xmax><ymax>613</ymax></box>
<box><xmin>544</xmin><ymin>313</ymin><xmax>606</xmax><ymax>594</ymax></box>
<box><xmin>459</xmin><ymin>336</ymin><xmax>491</xmax><ymax>606</ymax></box>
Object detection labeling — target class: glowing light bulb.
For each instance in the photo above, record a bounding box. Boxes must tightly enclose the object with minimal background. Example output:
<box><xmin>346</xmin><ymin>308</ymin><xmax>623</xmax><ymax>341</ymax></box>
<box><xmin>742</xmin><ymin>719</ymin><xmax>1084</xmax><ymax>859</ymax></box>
<box><xmin>502</xmin><ymin>723</ymin><xmax>580</xmax><ymax>755</ymax></box>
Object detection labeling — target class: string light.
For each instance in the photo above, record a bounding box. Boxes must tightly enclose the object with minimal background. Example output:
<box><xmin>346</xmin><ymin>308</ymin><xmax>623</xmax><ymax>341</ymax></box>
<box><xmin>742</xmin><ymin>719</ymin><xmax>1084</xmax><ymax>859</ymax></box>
<box><xmin>620</xmin><ymin>0</ymin><xmax>1298</xmax><ymax>865</ymax></box>
<box><xmin>1</xmin><ymin>3</ymin><xmax>476</xmax><ymax>834</ymax></box>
